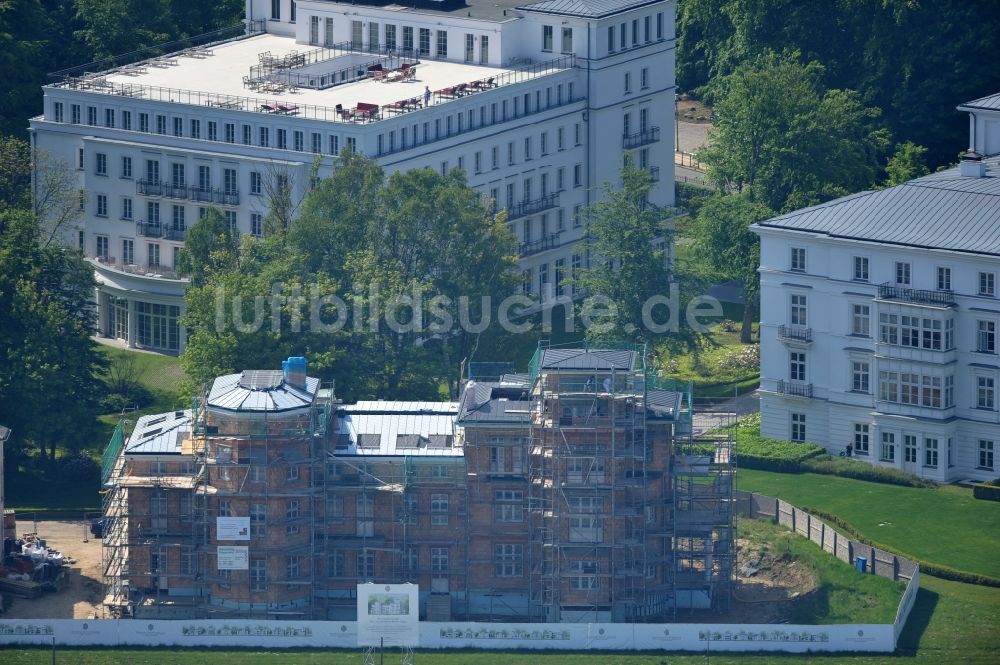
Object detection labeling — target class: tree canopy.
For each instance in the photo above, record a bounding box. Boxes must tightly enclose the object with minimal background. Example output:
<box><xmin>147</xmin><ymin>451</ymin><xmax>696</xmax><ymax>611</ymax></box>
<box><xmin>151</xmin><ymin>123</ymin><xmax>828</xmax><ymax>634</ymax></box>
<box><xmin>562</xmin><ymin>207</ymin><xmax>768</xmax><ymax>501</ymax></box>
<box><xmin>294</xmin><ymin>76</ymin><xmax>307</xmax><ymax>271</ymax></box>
<box><xmin>678</xmin><ymin>0</ymin><xmax>1000</xmax><ymax>169</ymax></box>
<box><xmin>182</xmin><ymin>153</ymin><xmax>520</xmax><ymax>401</ymax></box>
<box><xmin>697</xmin><ymin>51</ymin><xmax>890</xmax><ymax>212</ymax></box>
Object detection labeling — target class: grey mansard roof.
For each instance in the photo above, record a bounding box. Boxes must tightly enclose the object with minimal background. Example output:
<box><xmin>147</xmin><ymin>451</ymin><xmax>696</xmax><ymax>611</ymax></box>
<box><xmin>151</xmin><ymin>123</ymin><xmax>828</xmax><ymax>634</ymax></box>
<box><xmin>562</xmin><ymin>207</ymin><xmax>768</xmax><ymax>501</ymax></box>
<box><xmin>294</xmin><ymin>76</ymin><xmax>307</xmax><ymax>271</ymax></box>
<box><xmin>958</xmin><ymin>92</ymin><xmax>1000</xmax><ymax>112</ymax></box>
<box><xmin>753</xmin><ymin>156</ymin><xmax>1000</xmax><ymax>257</ymax></box>
<box><xmin>518</xmin><ymin>0</ymin><xmax>663</xmax><ymax>18</ymax></box>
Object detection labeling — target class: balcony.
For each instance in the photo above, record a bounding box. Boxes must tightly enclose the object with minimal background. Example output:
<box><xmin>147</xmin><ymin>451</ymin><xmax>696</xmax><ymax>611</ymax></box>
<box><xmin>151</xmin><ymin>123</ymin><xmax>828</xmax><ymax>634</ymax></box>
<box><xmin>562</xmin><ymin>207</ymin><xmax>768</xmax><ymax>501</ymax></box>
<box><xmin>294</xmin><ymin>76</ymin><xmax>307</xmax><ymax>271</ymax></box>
<box><xmin>877</xmin><ymin>282</ymin><xmax>956</xmax><ymax>307</ymax></box>
<box><xmin>507</xmin><ymin>193</ymin><xmax>559</xmax><ymax>220</ymax></box>
<box><xmin>92</xmin><ymin>255</ymin><xmax>183</xmax><ymax>281</ymax></box>
<box><xmin>519</xmin><ymin>233</ymin><xmax>562</xmax><ymax>257</ymax></box>
<box><xmin>778</xmin><ymin>324</ymin><xmax>813</xmax><ymax>343</ymax></box>
<box><xmin>137</xmin><ymin>221</ymin><xmax>187</xmax><ymax>241</ymax></box>
<box><xmin>623</xmin><ymin>126</ymin><xmax>661</xmax><ymax>150</ymax></box>
<box><xmin>136</xmin><ymin>221</ymin><xmax>163</xmax><ymax>238</ymax></box>
<box><xmin>777</xmin><ymin>380</ymin><xmax>813</xmax><ymax>398</ymax></box>
<box><xmin>137</xmin><ymin>180</ymin><xmax>240</xmax><ymax>206</ymax></box>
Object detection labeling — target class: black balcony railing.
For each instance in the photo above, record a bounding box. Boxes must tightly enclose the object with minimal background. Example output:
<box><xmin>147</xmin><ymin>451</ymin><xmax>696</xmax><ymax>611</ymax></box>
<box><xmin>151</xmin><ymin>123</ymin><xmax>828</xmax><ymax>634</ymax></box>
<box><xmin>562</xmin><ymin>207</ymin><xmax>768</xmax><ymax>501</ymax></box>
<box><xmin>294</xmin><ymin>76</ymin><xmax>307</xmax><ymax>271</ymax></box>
<box><xmin>519</xmin><ymin>233</ymin><xmax>562</xmax><ymax>257</ymax></box>
<box><xmin>163</xmin><ymin>226</ymin><xmax>187</xmax><ymax>241</ymax></box>
<box><xmin>778</xmin><ymin>324</ymin><xmax>813</xmax><ymax>343</ymax></box>
<box><xmin>777</xmin><ymin>380</ymin><xmax>813</xmax><ymax>398</ymax></box>
<box><xmin>136</xmin><ymin>221</ymin><xmax>163</xmax><ymax>238</ymax></box>
<box><xmin>137</xmin><ymin>179</ymin><xmax>163</xmax><ymax>196</ymax></box>
<box><xmin>136</xmin><ymin>180</ymin><xmax>240</xmax><ymax>206</ymax></box>
<box><xmin>623</xmin><ymin>126</ymin><xmax>661</xmax><ymax>149</ymax></box>
<box><xmin>878</xmin><ymin>282</ymin><xmax>955</xmax><ymax>306</ymax></box>
<box><xmin>507</xmin><ymin>193</ymin><xmax>559</xmax><ymax>220</ymax></box>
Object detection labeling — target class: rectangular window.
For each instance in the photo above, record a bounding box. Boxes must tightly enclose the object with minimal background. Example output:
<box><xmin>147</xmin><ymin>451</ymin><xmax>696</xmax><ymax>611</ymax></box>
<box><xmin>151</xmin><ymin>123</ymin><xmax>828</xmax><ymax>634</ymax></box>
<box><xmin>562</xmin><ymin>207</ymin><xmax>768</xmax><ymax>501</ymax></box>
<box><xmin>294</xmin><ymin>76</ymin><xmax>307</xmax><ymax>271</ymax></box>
<box><xmin>895</xmin><ymin>261</ymin><xmax>911</xmax><ymax>285</ymax></box>
<box><xmin>980</xmin><ymin>440</ymin><xmax>994</xmax><ymax>470</ymax></box>
<box><xmin>259</xmin><ymin>126</ymin><xmax>269</xmax><ymax>147</ymax></box>
<box><xmin>980</xmin><ymin>271</ymin><xmax>996</xmax><ymax>297</ymax></box>
<box><xmin>569</xmin><ymin>515</ymin><xmax>602</xmax><ymax>542</ymax></box>
<box><xmin>624</xmin><ymin>72</ymin><xmax>631</xmax><ymax>94</ymax></box>
<box><xmin>251</xmin><ymin>213</ymin><xmax>263</xmax><ymax>238</ymax></box>
<box><xmin>881</xmin><ymin>432</ymin><xmax>896</xmax><ymax>462</ymax></box>
<box><xmin>171</xmin><ymin>204</ymin><xmax>184</xmax><ymax>231</ymax></box>
<box><xmin>224</xmin><ymin>123</ymin><xmax>235</xmax><ymax>143</ymax></box>
<box><xmin>641</xmin><ymin>67</ymin><xmax>649</xmax><ymax>88</ymax></box>
<box><xmin>978</xmin><ymin>376</ymin><xmax>996</xmax><ymax>410</ymax></box>
<box><xmin>901</xmin><ymin>315</ymin><xmax>920</xmax><ymax>348</ymax></box>
<box><xmin>369</xmin><ymin>21</ymin><xmax>379</xmax><ymax>48</ymax></box>
<box><xmin>431</xmin><ymin>547</ymin><xmax>449</xmax><ymax>573</ymax></box>
<box><xmin>904</xmin><ymin>435</ymin><xmax>918</xmax><ymax>463</ymax></box>
<box><xmin>95</xmin><ymin>235</ymin><xmax>109</xmax><ymax>260</ymax></box>
<box><xmin>789</xmin><ymin>351</ymin><xmax>806</xmax><ymax>382</ymax></box>
<box><xmin>96</xmin><ymin>194</ymin><xmax>107</xmax><ymax>217</ymax></box>
<box><xmin>493</xmin><ymin>544</ymin><xmax>523</xmax><ymax>577</ymax></box>
<box><xmin>171</xmin><ymin>163</ymin><xmax>185</xmax><ymax>188</ymax></box>
<box><xmin>172</xmin><ymin>117</ymin><xmax>182</xmax><ymax>137</ymax></box>
<box><xmin>574</xmin><ymin>164</ymin><xmax>582</xmax><ymax>187</ymax></box>
<box><xmin>403</xmin><ymin>26</ymin><xmax>414</xmax><ymax>53</ymax></box>
<box><xmin>418</xmin><ymin>28</ymin><xmax>430</xmax><ymax>56</ymax></box>
<box><xmin>251</xmin><ymin>558</ymin><xmax>266</xmax><ymax>591</ymax></box>
<box><xmin>657</xmin><ymin>12</ymin><xmax>664</xmax><ymax>39</ymax></box>
<box><xmin>852</xmin><ymin>304</ymin><xmax>870</xmax><ymax>336</ymax></box>
<box><xmin>644</xmin><ymin>15</ymin><xmax>651</xmax><ymax>42</ymax></box>
<box><xmin>430</xmin><ymin>493</ymin><xmax>448</xmax><ymax>525</ymax></box>
<box><xmin>790</xmin><ymin>247</ymin><xmax>806</xmax><ymax>272</ymax></box>
<box><xmin>852</xmin><ymin>361</ymin><xmax>870</xmax><ymax>393</ymax></box>
<box><xmin>87</xmin><ymin>106</ymin><xmax>97</xmax><ymax>126</ymax></box>
<box><xmin>223</xmin><ymin>168</ymin><xmax>237</xmax><ymax>195</ymax></box>
<box><xmin>121</xmin><ymin>198</ymin><xmax>132</xmax><ymax>221</ymax></box>
<box><xmin>569</xmin><ymin>560</ymin><xmax>599</xmax><ymax>590</ymax></box>
<box><xmin>879</xmin><ymin>313</ymin><xmax>898</xmax><ymax>344</ymax></box>
<box><xmin>95</xmin><ymin>152</ymin><xmax>107</xmax><ymax>176</ymax></box>
<box><xmin>937</xmin><ymin>266</ymin><xmax>952</xmax><ymax>291</ymax></box>
<box><xmin>250</xmin><ymin>171</ymin><xmax>262</xmax><ymax>195</ymax></box>
<box><xmin>607</xmin><ymin>25</ymin><xmax>615</xmax><ymax>52</ymax></box>
<box><xmin>139</xmin><ymin>112</ymin><xmax>148</xmax><ymax>132</ymax></box>
<box><xmin>294</xmin><ymin>131</ymin><xmax>304</xmax><ymax>151</ymax></box>
<box><xmin>357</xmin><ymin>550</ymin><xmax>374</xmax><ymax>579</ymax></box>
<box><xmin>53</xmin><ymin>102</ymin><xmax>64</xmax><ymax>123</ymax></box>
<box><xmin>270</xmin><ymin>0</ymin><xmax>280</xmax><ymax>20</ymax></box>
<box><xmin>71</xmin><ymin>104</ymin><xmax>81</xmax><ymax>124</ymax></box>
<box><xmin>561</xmin><ymin>27</ymin><xmax>573</xmax><ymax>53</ymax></box>
<box><xmin>978</xmin><ymin>320</ymin><xmax>996</xmax><ymax>353</ymax></box>
<box><xmin>542</xmin><ymin>25</ymin><xmax>553</xmax><ymax>51</ymax></box>
<box><xmin>386</xmin><ymin>24</ymin><xmax>396</xmax><ymax>50</ymax></box>
<box><xmin>790</xmin><ymin>413</ymin><xmax>806</xmax><ymax>442</ymax></box>
<box><xmin>854</xmin><ymin>424</ymin><xmax>870</xmax><ymax>455</ymax></box>
<box><xmin>924</xmin><ymin>438</ymin><xmax>938</xmax><ymax>467</ymax></box>
<box><xmin>436</xmin><ymin>29</ymin><xmax>447</xmax><ymax>57</ymax></box>
<box><xmin>104</xmin><ymin>108</ymin><xmax>115</xmax><ymax>128</ymax></box>
<box><xmin>242</xmin><ymin>124</ymin><xmax>251</xmax><ymax>145</ymax></box>
<box><xmin>790</xmin><ymin>294</ymin><xmax>807</xmax><ymax>326</ymax></box>
<box><xmin>121</xmin><ymin>156</ymin><xmax>132</xmax><ymax>179</ymax></box>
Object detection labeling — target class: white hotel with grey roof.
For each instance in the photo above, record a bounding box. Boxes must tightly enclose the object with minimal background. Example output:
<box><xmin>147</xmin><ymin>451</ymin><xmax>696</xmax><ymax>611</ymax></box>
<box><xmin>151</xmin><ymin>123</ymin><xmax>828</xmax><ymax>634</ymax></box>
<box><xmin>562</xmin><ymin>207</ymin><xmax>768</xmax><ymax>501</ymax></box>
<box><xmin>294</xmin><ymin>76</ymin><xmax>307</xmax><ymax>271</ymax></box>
<box><xmin>753</xmin><ymin>93</ymin><xmax>1000</xmax><ymax>483</ymax></box>
<box><xmin>30</xmin><ymin>0</ymin><xmax>676</xmax><ymax>353</ymax></box>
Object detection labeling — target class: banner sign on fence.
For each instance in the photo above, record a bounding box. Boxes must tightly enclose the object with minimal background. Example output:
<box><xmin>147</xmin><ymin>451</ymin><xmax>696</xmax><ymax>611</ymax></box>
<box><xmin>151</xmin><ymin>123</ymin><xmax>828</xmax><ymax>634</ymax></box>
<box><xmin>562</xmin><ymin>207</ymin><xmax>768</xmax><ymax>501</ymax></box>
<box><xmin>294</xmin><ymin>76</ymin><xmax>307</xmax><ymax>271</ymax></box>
<box><xmin>216</xmin><ymin>517</ymin><xmax>250</xmax><ymax>541</ymax></box>
<box><xmin>217</xmin><ymin>546</ymin><xmax>249</xmax><ymax>570</ymax></box>
<box><xmin>357</xmin><ymin>583</ymin><xmax>419</xmax><ymax>647</ymax></box>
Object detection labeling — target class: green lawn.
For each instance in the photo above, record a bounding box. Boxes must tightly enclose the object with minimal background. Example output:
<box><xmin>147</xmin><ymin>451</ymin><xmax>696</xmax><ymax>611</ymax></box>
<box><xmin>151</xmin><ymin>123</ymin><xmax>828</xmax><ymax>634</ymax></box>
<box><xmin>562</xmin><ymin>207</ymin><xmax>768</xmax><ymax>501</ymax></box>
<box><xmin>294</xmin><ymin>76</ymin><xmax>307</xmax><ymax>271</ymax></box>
<box><xmin>740</xmin><ymin>518</ymin><xmax>904</xmax><ymax>623</ymax></box>
<box><xmin>738</xmin><ymin>468</ymin><xmax>1000</xmax><ymax>579</ymax></box>
<box><xmin>1</xmin><ymin>576</ymin><xmax>997</xmax><ymax>665</ymax></box>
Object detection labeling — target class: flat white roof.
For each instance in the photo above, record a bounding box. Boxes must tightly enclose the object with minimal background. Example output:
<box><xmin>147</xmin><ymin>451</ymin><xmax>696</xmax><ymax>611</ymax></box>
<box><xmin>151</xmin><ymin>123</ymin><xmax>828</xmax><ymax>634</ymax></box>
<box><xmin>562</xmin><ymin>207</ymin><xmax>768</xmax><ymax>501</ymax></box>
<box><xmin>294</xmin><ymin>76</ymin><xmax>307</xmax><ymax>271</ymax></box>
<box><xmin>96</xmin><ymin>33</ymin><xmax>561</xmax><ymax>119</ymax></box>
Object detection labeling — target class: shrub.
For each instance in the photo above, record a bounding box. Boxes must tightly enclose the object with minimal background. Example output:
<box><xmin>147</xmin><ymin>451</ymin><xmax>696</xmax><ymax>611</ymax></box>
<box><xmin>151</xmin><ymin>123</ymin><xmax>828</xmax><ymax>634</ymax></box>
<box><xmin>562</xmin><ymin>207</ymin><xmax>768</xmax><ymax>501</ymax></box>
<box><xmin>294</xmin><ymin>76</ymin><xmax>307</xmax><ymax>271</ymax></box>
<box><xmin>55</xmin><ymin>454</ymin><xmax>100</xmax><ymax>482</ymax></box>
<box><xmin>973</xmin><ymin>478</ymin><xmax>1000</xmax><ymax>502</ymax></box>
<box><xmin>802</xmin><ymin>457</ymin><xmax>936</xmax><ymax>489</ymax></box>
<box><xmin>718</xmin><ymin>344</ymin><xmax>760</xmax><ymax>372</ymax></box>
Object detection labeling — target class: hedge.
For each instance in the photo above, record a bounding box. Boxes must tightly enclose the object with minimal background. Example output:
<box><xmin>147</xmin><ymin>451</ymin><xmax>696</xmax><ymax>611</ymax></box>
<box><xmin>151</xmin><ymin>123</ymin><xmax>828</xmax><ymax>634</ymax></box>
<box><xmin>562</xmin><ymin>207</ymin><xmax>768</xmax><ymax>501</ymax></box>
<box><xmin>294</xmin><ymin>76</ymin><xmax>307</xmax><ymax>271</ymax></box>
<box><xmin>728</xmin><ymin>417</ymin><xmax>934</xmax><ymax>488</ymax></box>
<box><xmin>973</xmin><ymin>478</ymin><xmax>1000</xmax><ymax>502</ymax></box>
<box><xmin>801</xmin><ymin>506</ymin><xmax>1000</xmax><ymax>588</ymax></box>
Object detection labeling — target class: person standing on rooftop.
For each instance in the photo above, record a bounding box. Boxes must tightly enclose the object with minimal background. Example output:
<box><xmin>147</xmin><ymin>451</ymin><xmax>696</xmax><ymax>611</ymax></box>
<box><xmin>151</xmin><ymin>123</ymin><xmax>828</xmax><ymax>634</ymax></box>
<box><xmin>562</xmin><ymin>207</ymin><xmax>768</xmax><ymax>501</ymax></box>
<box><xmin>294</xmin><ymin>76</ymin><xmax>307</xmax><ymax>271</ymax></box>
<box><xmin>424</xmin><ymin>85</ymin><xmax>431</xmax><ymax>106</ymax></box>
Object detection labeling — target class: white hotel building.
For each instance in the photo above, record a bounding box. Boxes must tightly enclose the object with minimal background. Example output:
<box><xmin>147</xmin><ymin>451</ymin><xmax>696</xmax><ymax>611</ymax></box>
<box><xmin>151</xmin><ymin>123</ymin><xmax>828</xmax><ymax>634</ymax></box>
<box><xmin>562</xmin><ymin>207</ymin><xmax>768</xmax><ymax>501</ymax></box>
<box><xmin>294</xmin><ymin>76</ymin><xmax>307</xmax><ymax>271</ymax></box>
<box><xmin>29</xmin><ymin>0</ymin><xmax>677</xmax><ymax>353</ymax></box>
<box><xmin>753</xmin><ymin>93</ymin><xmax>1000</xmax><ymax>483</ymax></box>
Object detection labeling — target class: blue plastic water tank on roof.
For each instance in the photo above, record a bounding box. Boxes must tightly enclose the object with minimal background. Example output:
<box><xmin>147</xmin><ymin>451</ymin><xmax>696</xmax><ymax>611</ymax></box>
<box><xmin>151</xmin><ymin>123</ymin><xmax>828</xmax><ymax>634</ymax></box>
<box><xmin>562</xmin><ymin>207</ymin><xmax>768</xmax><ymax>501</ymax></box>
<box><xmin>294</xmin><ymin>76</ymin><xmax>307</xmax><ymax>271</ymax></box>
<box><xmin>282</xmin><ymin>356</ymin><xmax>308</xmax><ymax>388</ymax></box>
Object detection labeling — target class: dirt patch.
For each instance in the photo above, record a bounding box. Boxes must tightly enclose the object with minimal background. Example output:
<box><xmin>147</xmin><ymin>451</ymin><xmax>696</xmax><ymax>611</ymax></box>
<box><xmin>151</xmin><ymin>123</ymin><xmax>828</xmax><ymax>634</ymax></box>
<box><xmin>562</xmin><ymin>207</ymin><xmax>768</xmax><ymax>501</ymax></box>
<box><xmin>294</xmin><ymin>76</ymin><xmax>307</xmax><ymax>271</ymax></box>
<box><xmin>2</xmin><ymin>519</ymin><xmax>105</xmax><ymax>619</ymax></box>
<box><xmin>677</xmin><ymin>94</ymin><xmax>714</xmax><ymax>123</ymax></box>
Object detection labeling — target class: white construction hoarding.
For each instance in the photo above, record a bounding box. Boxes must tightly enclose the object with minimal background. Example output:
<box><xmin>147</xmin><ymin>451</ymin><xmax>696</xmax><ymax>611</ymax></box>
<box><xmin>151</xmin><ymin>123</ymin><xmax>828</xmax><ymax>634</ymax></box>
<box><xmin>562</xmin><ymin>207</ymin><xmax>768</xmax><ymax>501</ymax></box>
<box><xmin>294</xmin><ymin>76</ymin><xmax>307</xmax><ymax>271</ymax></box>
<box><xmin>357</xmin><ymin>583</ymin><xmax>419</xmax><ymax>647</ymax></box>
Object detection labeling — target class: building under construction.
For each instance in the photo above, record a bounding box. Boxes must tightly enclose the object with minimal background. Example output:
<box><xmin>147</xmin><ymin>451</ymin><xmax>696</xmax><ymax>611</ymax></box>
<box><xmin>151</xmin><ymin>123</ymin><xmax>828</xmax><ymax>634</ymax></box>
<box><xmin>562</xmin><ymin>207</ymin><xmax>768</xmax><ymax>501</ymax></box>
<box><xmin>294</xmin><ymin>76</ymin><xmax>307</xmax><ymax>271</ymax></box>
<box><xmin>101</xmin><ymin>345</ymin><xmax>734</xmax><ymax>621</ymax></box>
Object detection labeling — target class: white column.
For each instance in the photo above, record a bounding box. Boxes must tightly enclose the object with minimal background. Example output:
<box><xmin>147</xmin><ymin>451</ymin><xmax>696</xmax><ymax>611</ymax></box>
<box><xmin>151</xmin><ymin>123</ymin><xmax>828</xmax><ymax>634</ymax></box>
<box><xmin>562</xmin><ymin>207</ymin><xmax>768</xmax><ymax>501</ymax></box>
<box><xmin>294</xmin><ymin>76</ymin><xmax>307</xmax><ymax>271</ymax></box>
<box><xmin>127</xmin><ymin>298</ymin><xmax>138</xmax><ymax>348</ymax></box>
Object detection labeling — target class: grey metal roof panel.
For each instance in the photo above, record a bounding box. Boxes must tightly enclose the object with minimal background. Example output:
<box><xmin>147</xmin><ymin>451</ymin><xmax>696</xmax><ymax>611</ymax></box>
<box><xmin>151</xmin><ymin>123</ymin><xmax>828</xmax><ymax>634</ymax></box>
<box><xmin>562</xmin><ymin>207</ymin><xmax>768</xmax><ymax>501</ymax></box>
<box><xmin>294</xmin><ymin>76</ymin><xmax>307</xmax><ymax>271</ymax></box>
<box><xmin>958</xmin><ymin>91</ymin><xmax>1000</xmax><ymax>111</ymax></box>
<box><xmin>125</xmin><ymin>410</ymin><xmax>192</xmax><ymax>455</ymax></box>
<box><xmin>346</xmin><ymin>400</ymin><xmax>457</xmax><ymax>414</ymax></box>
<box><xmin>754</xmin><ymin>156</ymin><xmax>1000</xmax><ymax>257</ymax></box>
<box><xmin>518</xmin><ymin>0</ymin><xmax>660</xmax><ymax>18</ymax></box>
<box><xmin>207</xmin><ymin>372</ymin><xmax>319</xmax><ymax>412</ymax></box>
<box><xmin>646</xmin><ymin>390</ymin><xmax>682</xmax><ymax>419</ymax></box>
<box><xmin>456</xmin><ymin>380</ymin><xmax>533</xmax><ymax>423</ymax></box>
<box><xmin>538</xmin><ymin>348</ymin><xmax>638</xmax><ymax>371</ymax></box>
<box><xmin>337</xmin><ymin>408</ymin><xmax>462</xmax><ymax>456</ymax></box>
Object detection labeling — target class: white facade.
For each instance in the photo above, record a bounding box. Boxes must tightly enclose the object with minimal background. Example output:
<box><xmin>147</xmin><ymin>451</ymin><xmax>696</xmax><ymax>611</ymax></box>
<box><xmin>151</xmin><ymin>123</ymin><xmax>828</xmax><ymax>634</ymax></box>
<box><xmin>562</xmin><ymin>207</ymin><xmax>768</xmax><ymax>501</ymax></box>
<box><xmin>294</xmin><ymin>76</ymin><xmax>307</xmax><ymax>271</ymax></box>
<box><xmin>753</xmin><ymin>100</ymin><xmax>1000</xmax><ymax>483</ymax></box>
<box><xmin>30</xmin><ymin>0</ymin><xmax>676</xmax><ymax>353</ymax></box>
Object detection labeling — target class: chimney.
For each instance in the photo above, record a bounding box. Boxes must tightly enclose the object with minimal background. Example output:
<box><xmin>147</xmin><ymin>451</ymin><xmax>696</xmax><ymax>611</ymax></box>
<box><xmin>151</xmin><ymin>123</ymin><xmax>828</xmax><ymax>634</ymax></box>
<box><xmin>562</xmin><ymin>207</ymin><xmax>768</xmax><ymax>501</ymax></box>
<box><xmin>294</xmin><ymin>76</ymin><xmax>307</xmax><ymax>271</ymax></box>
<box><xmin>959</xmin><ymin>150</ymin><xmax>986</xmax><ymax>178</ymax></box>
<box><xmin>282</xmin><ymin>356</ymin><xmax>308</xmax><ymax>389</ymax></box>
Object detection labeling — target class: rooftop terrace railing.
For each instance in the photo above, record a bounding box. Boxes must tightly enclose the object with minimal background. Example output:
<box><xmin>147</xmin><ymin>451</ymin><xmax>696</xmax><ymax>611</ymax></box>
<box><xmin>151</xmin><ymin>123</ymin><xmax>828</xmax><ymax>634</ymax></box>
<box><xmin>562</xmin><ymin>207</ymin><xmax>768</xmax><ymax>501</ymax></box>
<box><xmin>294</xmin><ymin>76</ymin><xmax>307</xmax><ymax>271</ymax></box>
<box><xmin>51</xmin><ymin>54</ymin><xmax>577</xmax><ymax>126</ymax></box>
<box><xmin>48</xmin><ymin>20</ymin><xmax>265</xmax><ymax>81</ymax></box>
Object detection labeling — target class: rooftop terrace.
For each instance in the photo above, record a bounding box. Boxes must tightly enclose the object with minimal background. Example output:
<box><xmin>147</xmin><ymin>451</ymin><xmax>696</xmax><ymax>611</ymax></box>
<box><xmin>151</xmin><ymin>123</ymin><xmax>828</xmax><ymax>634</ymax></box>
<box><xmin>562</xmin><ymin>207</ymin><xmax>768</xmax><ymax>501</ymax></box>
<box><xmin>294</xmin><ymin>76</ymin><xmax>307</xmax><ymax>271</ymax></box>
<box><xmin>52</xmin><ymin>33</ymin><xmax>574</xmax><ymax>125</ymax></box>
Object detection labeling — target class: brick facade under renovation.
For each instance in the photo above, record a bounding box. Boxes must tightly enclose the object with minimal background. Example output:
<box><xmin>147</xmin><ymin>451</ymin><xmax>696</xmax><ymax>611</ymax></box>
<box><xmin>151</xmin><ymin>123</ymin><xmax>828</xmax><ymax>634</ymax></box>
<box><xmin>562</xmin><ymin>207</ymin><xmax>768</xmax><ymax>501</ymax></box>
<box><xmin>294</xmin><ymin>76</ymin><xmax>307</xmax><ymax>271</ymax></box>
<box><xmin>101</xmin><ymin>347</ymin><xmax>734</xmax><ymax>621</ymax></box>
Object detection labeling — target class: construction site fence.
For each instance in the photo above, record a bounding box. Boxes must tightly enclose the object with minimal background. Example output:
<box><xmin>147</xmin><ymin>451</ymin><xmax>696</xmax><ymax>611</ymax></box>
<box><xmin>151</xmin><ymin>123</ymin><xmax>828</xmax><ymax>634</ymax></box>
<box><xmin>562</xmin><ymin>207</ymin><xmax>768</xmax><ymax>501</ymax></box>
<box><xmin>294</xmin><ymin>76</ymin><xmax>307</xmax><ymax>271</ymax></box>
<box><xmin>0</xmin><ymin>618</ymin><xmax>898</xmax><ymax>652</ymax></box>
